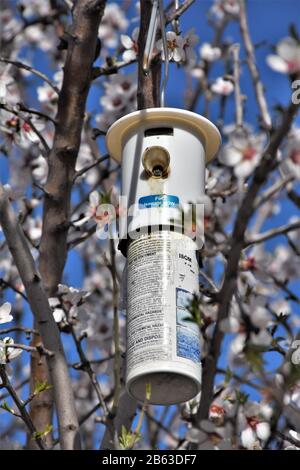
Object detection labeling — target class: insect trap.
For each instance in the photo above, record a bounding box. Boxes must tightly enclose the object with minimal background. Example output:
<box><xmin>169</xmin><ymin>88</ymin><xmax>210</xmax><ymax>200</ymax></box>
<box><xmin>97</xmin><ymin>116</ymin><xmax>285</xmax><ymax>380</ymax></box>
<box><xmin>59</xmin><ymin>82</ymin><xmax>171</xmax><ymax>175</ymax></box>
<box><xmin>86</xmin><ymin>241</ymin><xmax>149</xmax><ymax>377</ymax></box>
<box><xmin>105</xmin><ymin>1</ymin><xmax>221</xmax><ymax>405</ymax></box>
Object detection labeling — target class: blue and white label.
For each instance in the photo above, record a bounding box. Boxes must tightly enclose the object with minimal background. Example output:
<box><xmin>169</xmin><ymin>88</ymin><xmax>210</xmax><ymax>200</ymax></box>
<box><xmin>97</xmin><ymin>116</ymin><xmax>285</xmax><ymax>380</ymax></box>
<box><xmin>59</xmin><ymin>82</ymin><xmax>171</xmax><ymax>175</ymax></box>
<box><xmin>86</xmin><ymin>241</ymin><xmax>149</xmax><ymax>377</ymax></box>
<box><xmin>139</xmin><ymin>194</ymin><xmax>179</xmax><ymax>209</ymax></box>
<box><xmin>176</xmin><ymin>288</ymin><xmax>201</xmax><ymax>364</ymax></box>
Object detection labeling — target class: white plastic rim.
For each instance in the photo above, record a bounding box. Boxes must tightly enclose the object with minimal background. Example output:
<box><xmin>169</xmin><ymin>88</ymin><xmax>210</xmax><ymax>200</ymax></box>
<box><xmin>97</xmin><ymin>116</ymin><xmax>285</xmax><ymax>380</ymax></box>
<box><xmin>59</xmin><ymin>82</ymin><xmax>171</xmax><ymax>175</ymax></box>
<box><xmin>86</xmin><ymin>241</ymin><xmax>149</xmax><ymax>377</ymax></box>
<box><xmin>106</xmin><ymin>107</ymin><xmax>221</xmax><ymax>163</ymax></box>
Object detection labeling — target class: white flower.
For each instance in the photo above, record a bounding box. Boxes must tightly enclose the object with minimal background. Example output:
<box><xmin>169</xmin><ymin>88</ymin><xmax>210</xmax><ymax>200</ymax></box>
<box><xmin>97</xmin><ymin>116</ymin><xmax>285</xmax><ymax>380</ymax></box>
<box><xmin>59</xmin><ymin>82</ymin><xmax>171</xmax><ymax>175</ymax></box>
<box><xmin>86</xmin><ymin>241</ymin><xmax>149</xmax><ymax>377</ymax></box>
<box><xmin>210</xmin><ymin>0</ymin><xmax>240</xmax><ymax>21</ymax></box>
<box><xmin>24</xmin><ymin>25</ymin><xmax>56</xmax><ymax>52</ymax></box>
<box><xmin>211</xmin><ymin>76</ymin><xmax>234</xmax><ymax>95</ymax></box>
<box><xmin>219</xmin><ymin>129</ymin><xmax>265</xmax><ymax>179</ymax></box>
<box><xmin>0</xmin><ymin>337</ymin><xmax>22</xmax><ymax>364</ymax></box>
<box><xmin>239</xmin><ymin>403</ymin><xmax>271</xmax><ymax>449</ymax></box>
<box><xmin>267</xmin><ymin>37</ymin><xmax>300</xmax><ymax>75</ymax></box>
<box><xmin>121</xmin><ymin>27</ymin><xmax>139</xmax><ymax>62</ymax></box>
<box><xmin>241</xmin><ymin>426</ymin><xmax>258</xmax><ymax>449</ymax></box>
<box><xmin>14</xmin><ymin>116</ymin><xmax>46</xmax><ymax>149</ymax></box>
<box><xmin>189</xmin><ymin>66</ymin><xmax>205</xmax><ymax>80</ymax></box>
<box><xmin>98</xmin><ymin>73</ymin><xmax>137</xmax><ymax>131</ymax></box>
<box><xmin>182</xmin><ymin>29</ymin><xmax>199</xmax><ymax>65</ymax></box>
<box><xmin>209</xmin><ymin>403</ymin><xmax>225</xmax><ymax>425</ymax></box>
<box><xmin>57</xmin><ymin>284</ymin><xmax>90</xmax><ymax>306</ymax></box>
<box><xmin>0</xmin><ymin>302</ymin><xmax>13</xmax><ymax>324</ymax></box>
<box><xmin>220</xmin><ymin>316</ymin><xmax>240</xmax><ymax>333</ymax></box>
<box><xmin>0</xmin><ymin>73</ymin><xmax>14</xmax><ymax>102</ymax></box>
<box><xmin>37</xmin><ymin>83</ymin><xmax>57</xmax><ymax>103</ymax></box>
<box><xmin>156</xmin><ymin>31</ymin><xmax>185</xmax><ymax>63</ymax></box>
<box><xmin>49</xmin><ymin>297</ymin><xmax>66</xmax><ymax>323</ymax></box>
<box><xmin>268</xmin><ymin>245</ymin><xmax>300</xmax><ymax>281</ymax></box>
<box><xmin>270</xmin><ymin>298</ymin><xmax>291</xmax><ymax>317</ymax></box>
<box><xmin>99</xmin><ymin>3</ymin><xmax>129</xmax><ymax>49</ymax></box>
<box><xmin>250</xmin><ymin>329</ymin><xmax>272</xmax><ymax>347</ymax></box>
<box><xmin>281</xmin><ymin>128</ymin><xmax>300</xmax><ymax>179</ymax></box>
<box><xmin>31</xmin><ymin>154</ymin><xmax>48</xmax><ymax>183</ymax></box>
<box><xmin>251</xmin><ymin>306</ymin><xmax>272</xmax><ymax>329</ymax></box>
<box><xmin>200</xmin><ymin>42</ymin><xmax>221</xmax><ymax>62</ymax></box>
<box><xmin>37</xmin><ymin>69</ymin><xmax>62</xmax><ymax>103</ymax></box>
<box><xmin>22</xmin><ymin>216</ymin><xmax>42</xmax><ymax>243</ymax></box>
<box><xmin>20</xmin><ymin>0</ymin><xmax>51</xmax><ymax>18</ymax></box>
<box><xmin>229</xmin><ymin>332</ymin><xmax>246</xmax><ymax>356</ymax></box>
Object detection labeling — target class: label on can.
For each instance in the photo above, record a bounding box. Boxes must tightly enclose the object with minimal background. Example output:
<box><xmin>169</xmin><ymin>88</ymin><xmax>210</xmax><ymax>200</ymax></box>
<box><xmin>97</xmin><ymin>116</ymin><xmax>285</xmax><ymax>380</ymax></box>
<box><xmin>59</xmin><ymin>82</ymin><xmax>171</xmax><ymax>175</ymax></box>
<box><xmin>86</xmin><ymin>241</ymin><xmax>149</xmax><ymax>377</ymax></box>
<box><xmin>138</xmin><ymin>194</ymin><xmax>179</xmax><ymax>209</ymax></box>
<box><xmin>126</xmin><ymin>231</ymin><xmax>201</xmax><ymax>378</ymax></box>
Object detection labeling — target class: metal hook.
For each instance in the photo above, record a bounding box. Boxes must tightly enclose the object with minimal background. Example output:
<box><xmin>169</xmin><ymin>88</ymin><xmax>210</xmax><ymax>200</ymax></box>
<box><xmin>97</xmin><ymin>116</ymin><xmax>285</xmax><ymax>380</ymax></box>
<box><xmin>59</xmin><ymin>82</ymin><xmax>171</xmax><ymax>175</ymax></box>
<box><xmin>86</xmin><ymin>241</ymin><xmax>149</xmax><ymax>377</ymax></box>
<box><xmin>158</xmin><ymin>0</ymin><xmax>169</xmax><ymax>107</ymax></box>
<box><xmin>142</xmin><ymin>0</ymin><xmax>169</xmax><ymax>107</ymax></box>
<box><xmin>143</xmin><ymin>0</ymin><xmax>159</xmax><ymax>73</ymax></box>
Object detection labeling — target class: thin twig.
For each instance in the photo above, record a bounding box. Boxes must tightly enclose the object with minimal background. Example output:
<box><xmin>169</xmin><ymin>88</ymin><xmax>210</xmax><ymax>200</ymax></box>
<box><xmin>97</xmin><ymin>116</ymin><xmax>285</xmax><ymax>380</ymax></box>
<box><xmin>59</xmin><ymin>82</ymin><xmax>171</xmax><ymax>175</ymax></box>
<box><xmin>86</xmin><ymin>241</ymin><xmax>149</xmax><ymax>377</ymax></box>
<box><xmin>0</xmin><ymin>57</ymin><xmax>60</xmax><ymax>94</ymax></box>
<box><xmin>245</xmin><ymin>220</ymin><xmax>300</xmax><ymax>246</ymax></box>
<box><xmin>231</xmin><ymin>43</ymin><xmax>243</xmax><ymax>128</ymax></box>
<box><xmin>73</xmin><ymin>154</ymin><xmax>109</xmax><ymax>182</ymax></box>
<box><xmin>238</xmin><ymin>0</ymin><xmax>272</xmax><ymax>128</ymax></box>
<box><xmin>0</xmin><ymin>365</ymin><xmax>46</xmax><ymax>450</ymax></box>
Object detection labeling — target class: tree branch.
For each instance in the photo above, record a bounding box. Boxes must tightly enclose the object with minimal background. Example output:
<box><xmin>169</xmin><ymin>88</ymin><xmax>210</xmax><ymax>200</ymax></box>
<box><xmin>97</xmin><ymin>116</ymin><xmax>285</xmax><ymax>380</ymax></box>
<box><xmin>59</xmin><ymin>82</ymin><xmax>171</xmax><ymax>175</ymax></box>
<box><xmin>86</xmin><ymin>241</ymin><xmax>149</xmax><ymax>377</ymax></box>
<box><xmin>245</xmin><ymin>220</ymin><xmax>300</xmax><ymax>247</ymax></box>
<box><xmin>0</xmin><ymin>365</ymin><xmax>46</xmax><ymax>450</ymax></box>
<box><xmin>32</xmin><ymin>0</ymin><xmax>106</xmax><ymax>445</ymax></box>
<box><xmin>196</xmin><ymin>99</ymin><xmax>300</xmax><ymax>428</ymax></box>
<box><xmin>0</xmin><ymin>185</ymin><xmax>81</xmax><ymax>450</ymax></box>
<box><xmin>238</xmin><ymin>0</ymin><xmax>272</xmax><ymax>129</ymax></box>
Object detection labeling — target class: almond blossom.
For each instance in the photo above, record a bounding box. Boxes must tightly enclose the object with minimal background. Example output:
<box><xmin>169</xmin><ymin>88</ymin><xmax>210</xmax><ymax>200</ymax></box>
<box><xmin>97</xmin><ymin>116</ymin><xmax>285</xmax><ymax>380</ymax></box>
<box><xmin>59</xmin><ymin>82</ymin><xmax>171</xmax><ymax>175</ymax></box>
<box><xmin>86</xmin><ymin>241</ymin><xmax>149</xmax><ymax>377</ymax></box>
<box><xmin>0</xmin><ymin>302</ymin><xmax>13</xmax><ymax>324</ymax></box>
<box><xmin>267</xmin><ymin>37</ymin><xmax>300</xmax><ymax>75</ymax></box>
<box><xmin>0</xmin><ymin>73</ymin><xmax>14</xmax><ymax>102</ymax></box>
<box><xmin>37</xmin><ymin>70</ymin><xmax>62</xmax><ymax>104</ymax></box>
<box><xmin>238</xmin><ymin>402</ymin><xmax>271</xmax><ymax>449</ymax></box>
<box><xmin>121</xmin><ymin>27</ymin><xmax>139</xmax><ymax>62</ymax></box>
<box><xmin>219</xmin><ymin>129</ymin><xmax>266</xmax><ymax>179</ymax></box>
<box><xmin>97</xmin><ymin>73</ymin><xmax>137</xmax><ymax>131</ymax></box>
<box><xmin>14</xmin><ymin>116</ymin><xmax>46</xmax><ymax>149</ymax></box>
<box><xmin>200</xmin><ymin>42</ymin><xmax>222</xmax><ymax>62</ymax></box>
<box><xmin>210</xmin><ymin>0</ymin><xmax>240</xmax><ymax>21</ymax></box>
<box><xmin>0</xmin><ymin>337</ymin><xmax>22</xmax><ymax>364</ymax></box>
<box><xmin>281</xmin><ymin>128</ymin><xmax>300</xmax><ymax>179</ymax></box>
<box><xmin>49</xmin><ymin>284</ymin><xmax>90</xmax><ymax>331</ymax></box>
<box><xmin>31</xmin><ymin>154</ymin><xmax>48</xmax><ymax>183</ymax></box>
<box><xmin>211</xmin><ymin>76</ymin><xmax>234</xmax><ymax>95</ymax></box>
<box><xmin>1</xmin><ymin>112</ymin><xmax>46</xmax><ymax>149</ymax></box>
<box><xmin>156</xmin><ymin>31</ymin><xmax>185</xmax><ymax>63</ymax></box>
<box><xmin>98</xmin><ymin>2</ymin><xmax>129</xmax><ymax>49</ymax></box>
<box><xmin>20</xmin><ymin>0</ymin><xmax>52</xmax><ymax>19</ymax></box>
<box><xmin>182</xmin><ymin>29</ymin><xmax>199</xmax><ymax>66</ymax></box>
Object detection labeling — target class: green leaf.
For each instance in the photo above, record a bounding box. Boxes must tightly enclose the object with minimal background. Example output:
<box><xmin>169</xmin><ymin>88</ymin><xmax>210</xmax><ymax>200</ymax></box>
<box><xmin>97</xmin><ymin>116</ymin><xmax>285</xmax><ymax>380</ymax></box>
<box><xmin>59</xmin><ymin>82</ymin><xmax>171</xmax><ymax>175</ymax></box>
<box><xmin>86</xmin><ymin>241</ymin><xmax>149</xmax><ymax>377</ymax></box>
<box><xmin>119</xmin><ymin>425</ymin><xmax>140</xmax><ymax>450</ymax></box>
<box><xmin>33</xmin><ymin>423</ymin><xmax>53</xmax><ymax>440</ymax></box>
<box><xmin>236</xmin><ymin>391</ymin><xmax>249</xmax><ymax>405</ymax></box>
<box><xmin>145</xmin><ymin>383</ymin><xmax>151</xmax><ymax>401</ymax></box>
<box><xmin>34</xmin><ymin>380</ymin><xmax>52</xmax><ymax>395</ymax></box>
<box><xmin>0</xmin><ymin>401</ymin><xmax>15</xmax><ymax>415</ymax></box>
<box><xmin>244</xmin><ymin>346</ymin><xmax>265</xmax><ymax>372</ymax></box>
<box><xmin>224</xmin><ymin>367</ymin><xmax>232</xmax><ymax>384</ymax></box>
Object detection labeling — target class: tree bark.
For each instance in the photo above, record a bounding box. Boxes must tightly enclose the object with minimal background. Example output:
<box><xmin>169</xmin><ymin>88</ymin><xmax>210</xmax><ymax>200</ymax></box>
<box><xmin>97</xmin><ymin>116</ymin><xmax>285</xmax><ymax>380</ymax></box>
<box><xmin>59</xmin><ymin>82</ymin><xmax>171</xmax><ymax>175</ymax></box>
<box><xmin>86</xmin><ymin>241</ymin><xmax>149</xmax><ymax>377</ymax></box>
<box><xmin>28</xmin><ymin>0</ymin><xmax>107</xmax><ymax>448</ymax></box>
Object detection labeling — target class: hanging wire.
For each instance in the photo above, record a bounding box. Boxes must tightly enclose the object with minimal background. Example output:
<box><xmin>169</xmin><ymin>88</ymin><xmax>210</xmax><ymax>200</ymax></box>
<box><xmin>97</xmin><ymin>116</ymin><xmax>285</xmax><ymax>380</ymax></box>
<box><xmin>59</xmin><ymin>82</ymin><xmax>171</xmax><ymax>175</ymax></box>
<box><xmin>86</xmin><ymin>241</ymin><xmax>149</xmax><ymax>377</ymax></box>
<box><xmin>142</xmin><ymin>0</ymin><xmax>169</xmax><ymax>107</ymax></box>
<box><xmin>172</xmin><ymin>0</ymin><xmax>180</xmax><ymax>35</ymax></box>
<box><xmin>158</xmin><ymin>0</ymin><xmax>169</xmax><ymax>107</ymax></box>
<box><xmin>143</xmin><ymin>0</ymin><xmax>159</xmax><ymax>72</ymax></box>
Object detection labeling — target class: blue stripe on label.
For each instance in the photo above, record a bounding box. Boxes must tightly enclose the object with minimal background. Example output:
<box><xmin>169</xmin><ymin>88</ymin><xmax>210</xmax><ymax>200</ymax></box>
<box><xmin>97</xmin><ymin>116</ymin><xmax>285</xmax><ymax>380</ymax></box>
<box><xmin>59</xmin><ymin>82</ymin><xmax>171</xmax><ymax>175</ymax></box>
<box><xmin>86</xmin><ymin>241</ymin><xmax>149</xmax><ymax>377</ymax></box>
<box><xmin>138</xmin><ymin>194</ymin><xmax>179</xmax><ymax>209</ymax></box>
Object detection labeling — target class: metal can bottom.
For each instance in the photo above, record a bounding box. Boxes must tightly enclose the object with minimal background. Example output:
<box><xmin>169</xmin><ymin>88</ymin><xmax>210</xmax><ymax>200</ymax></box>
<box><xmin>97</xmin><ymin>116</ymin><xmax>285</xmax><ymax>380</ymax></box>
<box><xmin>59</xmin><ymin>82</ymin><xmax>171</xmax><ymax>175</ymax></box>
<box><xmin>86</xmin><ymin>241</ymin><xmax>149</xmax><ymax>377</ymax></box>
<box><xmin>127</xmin><ymin>367</ymin><xmax>201</xmax><ymax>405</ymax></box>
